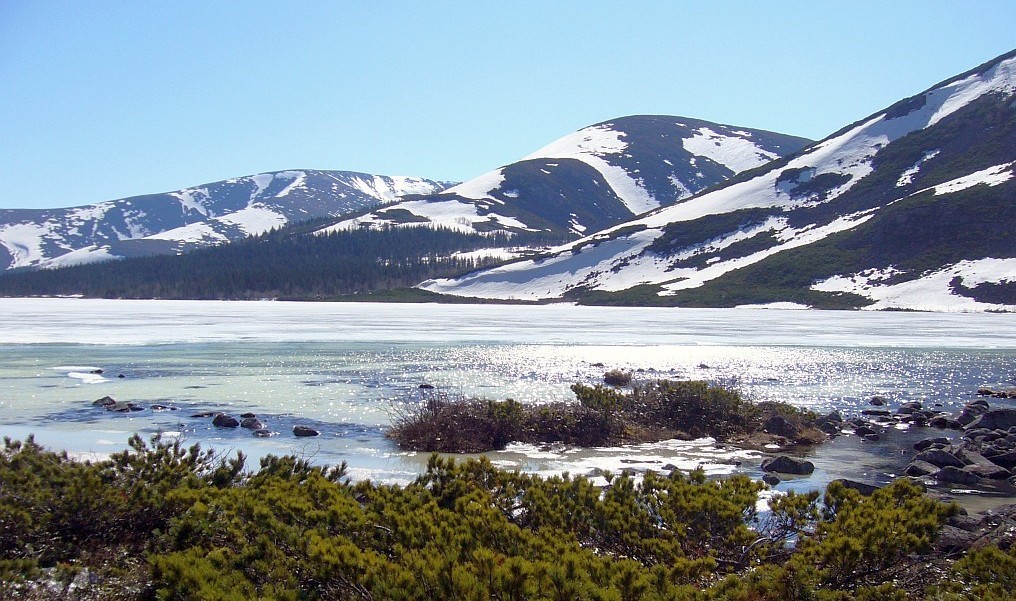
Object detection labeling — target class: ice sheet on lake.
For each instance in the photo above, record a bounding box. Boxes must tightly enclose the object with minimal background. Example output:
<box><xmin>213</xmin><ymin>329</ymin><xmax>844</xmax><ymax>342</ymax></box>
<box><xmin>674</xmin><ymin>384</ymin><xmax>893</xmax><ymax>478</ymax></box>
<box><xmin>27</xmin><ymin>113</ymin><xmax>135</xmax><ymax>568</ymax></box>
<box><xmin>1</xmin><ymin>298</ymin><xmax>1014</xmax><ymax>348</ymax></box>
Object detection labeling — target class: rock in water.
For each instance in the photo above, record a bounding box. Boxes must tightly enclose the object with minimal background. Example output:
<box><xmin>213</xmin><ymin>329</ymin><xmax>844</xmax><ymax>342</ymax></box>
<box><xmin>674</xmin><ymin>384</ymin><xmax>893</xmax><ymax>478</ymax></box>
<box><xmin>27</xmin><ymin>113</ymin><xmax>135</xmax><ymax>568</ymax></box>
<box><xmin>293</xmin><ymin>425</ymin><xmax>320</xmax><ymax>437</ymax></box>
<box><xmin>92</xmin><ymin>396</ymin><xmax>117</xmax><ymax>407</ymax></box>
<box><xmin>761</xmin><ymin>455</ymin><xmax>815</xmax><ymax>475</ymax></box>
<box><xmin>212</xmin><ymin>414</ymin><xmax>240</xmax><ymax>428</ymax></box>
<box><xmin>240</xmin><ymin>417</ymin><xmax>264</xmax><ymax>430</ymax></box>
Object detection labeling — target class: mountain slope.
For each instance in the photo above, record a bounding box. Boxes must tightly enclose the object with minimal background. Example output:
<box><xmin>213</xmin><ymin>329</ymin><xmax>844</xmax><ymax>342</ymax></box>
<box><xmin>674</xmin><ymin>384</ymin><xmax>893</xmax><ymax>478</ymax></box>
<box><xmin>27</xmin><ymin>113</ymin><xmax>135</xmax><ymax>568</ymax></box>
<box><xmin>317</xmin><ymin>116</ymin><xmax>810</xmax><ymax>240</ymax></box>
<box><xmin>0</xmin><ymin>170</ymin><xmax>451</xmax><ymax>269</ymax></box>
<box><xmin>421</xmin><ymin>50</ymin><xmax>1016</xmax><ymax>311</ymax></box>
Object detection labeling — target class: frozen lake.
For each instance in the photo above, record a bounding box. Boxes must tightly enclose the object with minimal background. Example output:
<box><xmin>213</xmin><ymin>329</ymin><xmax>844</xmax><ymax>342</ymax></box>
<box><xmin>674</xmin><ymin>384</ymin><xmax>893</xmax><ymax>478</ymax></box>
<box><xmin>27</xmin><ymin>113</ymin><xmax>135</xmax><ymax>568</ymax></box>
<box><xmin>1</xmin><ymin>298</ymin><xmax>1014</xmax><ymax>489</ymax></box>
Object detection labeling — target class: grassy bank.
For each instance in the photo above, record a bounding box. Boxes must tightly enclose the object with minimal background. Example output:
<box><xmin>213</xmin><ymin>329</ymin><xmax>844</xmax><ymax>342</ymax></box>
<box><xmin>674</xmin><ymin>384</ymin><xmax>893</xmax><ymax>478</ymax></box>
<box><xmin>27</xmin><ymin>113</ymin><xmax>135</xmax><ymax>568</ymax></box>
<box><xmin>388</xmin><ymin>378</ymin><xmax>826</xmax><ymax>453</ymax></box>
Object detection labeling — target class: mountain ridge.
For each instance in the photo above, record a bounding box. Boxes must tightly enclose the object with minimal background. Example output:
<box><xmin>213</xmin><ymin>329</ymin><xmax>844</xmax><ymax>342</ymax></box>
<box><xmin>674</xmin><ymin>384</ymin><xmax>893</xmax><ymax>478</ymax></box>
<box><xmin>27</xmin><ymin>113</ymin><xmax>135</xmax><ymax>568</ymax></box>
<box><xmin>420</xmin><ymin>50</ymin><xmax>1016</xmax><ymax>311</ymax></box>
<box><xmin>317</xmin><ymin>115</ymin><xmax>811</xmax><ymax>244</ymax></box>
<box><xmin>0</xmin><ymin>169</ymin><xmax>453</xmax><ymax>270</ymax></box>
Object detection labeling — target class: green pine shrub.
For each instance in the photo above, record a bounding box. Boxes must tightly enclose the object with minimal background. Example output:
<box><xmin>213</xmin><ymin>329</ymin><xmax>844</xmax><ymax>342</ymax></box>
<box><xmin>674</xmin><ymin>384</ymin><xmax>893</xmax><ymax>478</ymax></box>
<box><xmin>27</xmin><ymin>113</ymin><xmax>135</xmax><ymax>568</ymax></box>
<box><xmin>0</xmin><ymin>434</ymin><xmax>978</xmax><ymax>600</ymax></box>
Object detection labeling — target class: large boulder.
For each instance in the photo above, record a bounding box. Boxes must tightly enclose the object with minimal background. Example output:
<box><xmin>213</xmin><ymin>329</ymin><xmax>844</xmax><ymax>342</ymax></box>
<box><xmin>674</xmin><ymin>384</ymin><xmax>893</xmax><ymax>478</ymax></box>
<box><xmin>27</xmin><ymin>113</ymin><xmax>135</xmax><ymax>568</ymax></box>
<box><xmin>914</xmin><ymin>437</ymin><xmax>951</xmax><ymax>451</ymax></box>
<box><xmin>967</xmin><ymin>409</ymin><xmax>1016</xmax><ymax>432</ymax></box>
<box><xmin>935</xmin><ymin>525</ymin><xmax>979</xmax><ymax>555</ymax></box>
<box><xmin>212</xmin><ymin>414</ymin><xmax>240</xmax><ymax>428</ymax></box>
<box><xmin>92</xmin><ymin>396</ymin><xmax>117</xmax><ymax>407</ymax></box>
<box><xmin>914</xmin><ymin>448</ymin><xmax>965</xmax><ymax>469</ymax></box>
<box><xmin>817</xmin><ymin>410</ymin><xmax>842</xmax><ymax>425</ymax></box>
<box><xmin>897</xmin><ymin>401</ymin><xmax>923</xmax><ymax>415</ymax></box>
<box><xmin>936</xmin><ymin>466</ymin><xmax>982</xmax><ymax>485</ymax></box>
<box><xmin>929</xmin><ymin>416</ymin><xmax>963</xmax><ymax>430</ymax></box>
<box><xmin>763</xmin><ymin>414</ymin><xmax>800</xmax><ymax>438</ymax></box>
<box><xmin>966</xmin><ymin>399</ymin><xmax>991</xmax><ymax>412</ymax></box>
<box><xmin>956</xmin><ymin>449</ymin><xmax>1013</xmax><ymax>480</ymax></box>
<box><xmin>957</xmin><ymin>400</ymin><xmax>991</xmax><ymax>426</ymax></box>
<box><xmin>761</xmin><ymin>455</ymin><xmax>815</xmax><ymax>475</ymax></box>
<box><xmin>830</xmin><ymin>479</ymin><xmax>880</xmax><ymax>496</ymax></box>
<box><xmin>855</xmin><ymin>425</ymin><xmax>879</xmax><ymax>437</ymax></box>
<box><xmin>904</xmin><ymin>460</ymin><xmax>940</xmax><ymax>477</ymax></box>
<box><xmin>293</xmin><ymin>425</ymin><xmax>320</xmax><ymax>437</ymax></box>
<box><xmin>988</xmin><ymin>451</ymin><xmax>1016</xmax><ymax>470</ymax></box>
<box><xmin>240</xmin><ymin>417</ymin><xmax>265</xmax><ymax>430</ymax></box>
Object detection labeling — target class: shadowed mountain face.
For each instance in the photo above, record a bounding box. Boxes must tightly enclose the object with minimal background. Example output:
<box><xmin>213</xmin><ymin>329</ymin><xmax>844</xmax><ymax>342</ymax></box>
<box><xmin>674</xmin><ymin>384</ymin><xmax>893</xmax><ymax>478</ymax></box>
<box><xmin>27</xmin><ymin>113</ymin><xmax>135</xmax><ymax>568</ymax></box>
<box><xmin>422</xmin><ymin>50</ymin><xmax>1016</xmax><ymax>312</ymax></box>
<box><xmin>0</xmin><ymin>170</ymin><xmax>453</xmax><ymax>269</ymax></box>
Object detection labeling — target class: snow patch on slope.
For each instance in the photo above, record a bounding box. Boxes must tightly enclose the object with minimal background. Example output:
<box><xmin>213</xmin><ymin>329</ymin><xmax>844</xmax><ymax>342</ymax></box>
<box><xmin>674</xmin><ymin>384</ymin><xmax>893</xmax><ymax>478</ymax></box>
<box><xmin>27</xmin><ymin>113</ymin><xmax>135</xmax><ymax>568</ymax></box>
<box><xmin>659</xmin><ymin>211</ymin><xmax>878</xmax><ymax>293</ymax></box>
<box><xmin>148</xmin><ymin>205</ymin><xmax>286</xmax><ymax>243</ymax></box>
<box><xmin>450</xmin><ymin>248</ymin><xmax>526</xmax><ymax>262</ymax></box>
<box><xmin>216</xmin><ymin>205</ymin><xmax>287</xmax><ymax>235</ymax></box>
<box><xmin>346</xmin><ymin>175</ymin><xmax>429</xmax><ymax>203</ymax></box>
<box><xmin>65</xmin><ymin>203</ymin><xmax>113</xmax><ymax>226</ymax></box>
<box><xmin>0</xmin><ymin>223</ymin><xmax>51</xmax><ymax>267</ymax></box>
<box><xmin>523</xmin><ymin>124</ymin><xmax>659</xmax><ymax>214</ymax></box>
<box><xmin>42</xmin><ymin>245</ymin><xmax>117</xmax><ymax>269</ymax></box>
<box><xmin>813</xmin><ymin>258</ymin><xmax>1016</xmax><ymax>312</ymax></box>
<box><xmin>930</xmin><ymin>162</ymin><xmax>1014</xmax><ymax>195</ymax></box>
<box><xmin>443</xmin><ymin>169</ymin><xmax>506</xmax><ymax>200</ymax></box>
<box><xmin>682</xmin><ymin>127</ymin><xmax>780</xmax><ymax>173</ymax></box>
<box><xmin>276</xmin><ymin>171</ymin><xmax>307</xmax><ymax>197</ymax></box>
<box><xmin>250</xmin><ymin>173</ymin><xmax>274</xmax><ymax>198</ymax></box>
<box><xmin>387</xmin><ymin>175</ymin><xmax>451</xmax><ymax>198</ymax></box>
<box><xmin>147</xmin><ymin>222</ymin><xmax>228</xmax><ymax>245</ymax></box>
<box><xmin>896</xmin><ymin>150</ymin><xmax>940</xmax><ymax>187</ymax></box>
<box><xmin>170</xmin><ymin>189</ymin><xmax>212</xmax><ymax>217</ymax></box>
<box><xmin>927</xmin><ymin>57</ymin><xmax>1016</xmax><ymax>126</ymax></box>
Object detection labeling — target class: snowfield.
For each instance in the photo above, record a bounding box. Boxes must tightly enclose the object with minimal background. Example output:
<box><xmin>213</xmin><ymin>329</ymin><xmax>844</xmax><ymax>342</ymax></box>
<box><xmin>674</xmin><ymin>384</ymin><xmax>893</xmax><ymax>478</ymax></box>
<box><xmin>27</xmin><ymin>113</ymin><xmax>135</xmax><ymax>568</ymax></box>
<box><xmin>682</xmin><ymin>127</ymin><xmax>780</xmax><ymax>173</ymax></box>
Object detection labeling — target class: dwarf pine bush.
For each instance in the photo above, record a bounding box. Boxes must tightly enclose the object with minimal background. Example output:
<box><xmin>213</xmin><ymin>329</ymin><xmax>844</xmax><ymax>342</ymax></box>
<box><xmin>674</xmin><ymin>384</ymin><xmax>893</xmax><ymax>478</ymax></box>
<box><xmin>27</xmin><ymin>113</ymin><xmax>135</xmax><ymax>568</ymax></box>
<box><xmin>2</xmin><ymin>435</ymin><xmax>1004</xmax><ymax>600</ymax></box>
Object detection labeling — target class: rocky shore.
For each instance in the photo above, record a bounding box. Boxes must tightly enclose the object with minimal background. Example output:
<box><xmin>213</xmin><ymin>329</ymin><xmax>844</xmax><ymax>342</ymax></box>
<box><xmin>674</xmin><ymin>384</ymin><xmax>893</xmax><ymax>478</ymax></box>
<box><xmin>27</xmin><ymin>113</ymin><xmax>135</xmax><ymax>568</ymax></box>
<box><xmin>756</xmin><ymin>388</ymin><xmax>1016</xmax><ymax>556</ymax></box>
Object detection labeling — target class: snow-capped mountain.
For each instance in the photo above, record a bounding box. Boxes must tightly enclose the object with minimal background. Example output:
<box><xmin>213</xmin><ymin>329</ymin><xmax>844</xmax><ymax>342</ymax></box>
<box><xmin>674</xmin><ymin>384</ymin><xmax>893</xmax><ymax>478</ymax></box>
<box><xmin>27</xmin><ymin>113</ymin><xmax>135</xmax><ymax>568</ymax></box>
<box><xmin>421</xmin><ymin>50</ymin><xmax>1016</xmax><ymax>312</ymax></box>
<box><xmin>317</xmin><ymin>116</ymin><xmax>810</xmax><ymax>240</ymax></box>
<box><xmin>0</xmin><ymin>170</ymin><xmax>451</xmax><ymax>269</ymax></box>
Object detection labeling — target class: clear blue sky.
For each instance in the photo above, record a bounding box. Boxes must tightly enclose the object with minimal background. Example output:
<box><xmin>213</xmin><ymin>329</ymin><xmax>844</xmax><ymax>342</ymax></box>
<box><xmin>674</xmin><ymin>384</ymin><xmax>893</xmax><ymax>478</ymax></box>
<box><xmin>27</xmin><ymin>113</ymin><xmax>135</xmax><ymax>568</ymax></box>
<box><xmin>1</xmin><ymin>1</ymin><xmax>1013</xmax><ymax>209</ymax></box>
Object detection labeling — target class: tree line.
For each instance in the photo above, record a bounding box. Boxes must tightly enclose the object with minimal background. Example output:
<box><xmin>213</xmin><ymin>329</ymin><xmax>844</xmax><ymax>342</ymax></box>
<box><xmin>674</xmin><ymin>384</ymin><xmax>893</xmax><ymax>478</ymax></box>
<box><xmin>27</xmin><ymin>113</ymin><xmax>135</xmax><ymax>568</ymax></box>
<box><xmin>0</xmin><ymin>223</ymin><xmax>567</xmax><ymax>300</ymax></box>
